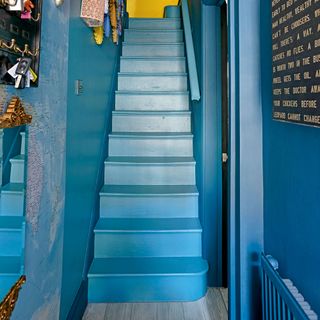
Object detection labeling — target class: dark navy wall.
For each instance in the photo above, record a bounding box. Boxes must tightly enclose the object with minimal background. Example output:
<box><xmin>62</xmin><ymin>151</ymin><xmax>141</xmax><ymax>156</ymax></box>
<box><xmin>188</xmin><ymin>0</ymin><xmax>223</xmax><ymax>286</ymax></box>
<box><xmin>261</xmin><ymin>1</ymin><xmax>320</xmax><ymax>315</ymax></box>
<box><xmin>60</xmin><ymin>1</ymin><xmax>120</xmax><ymax>318</ymax></box>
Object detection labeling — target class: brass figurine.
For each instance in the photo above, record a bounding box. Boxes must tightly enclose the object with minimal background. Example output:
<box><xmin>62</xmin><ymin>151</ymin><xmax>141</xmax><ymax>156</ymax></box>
<box><xmin>0</xmin><ymin>275</ymin><xmax>26</xmax><ymax>320</ymax></box>
<box><xmin>0</xmin><ymin>97</ymin><xmax>32</xmax><ymax>128</ymax></box>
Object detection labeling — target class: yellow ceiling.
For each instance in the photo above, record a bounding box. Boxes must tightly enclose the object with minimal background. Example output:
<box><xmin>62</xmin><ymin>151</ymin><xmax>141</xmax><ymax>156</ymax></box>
<box><xmin>127</xmin><ymin>0</ymin><xmax>180</xmax><ymax>18</ymax></box>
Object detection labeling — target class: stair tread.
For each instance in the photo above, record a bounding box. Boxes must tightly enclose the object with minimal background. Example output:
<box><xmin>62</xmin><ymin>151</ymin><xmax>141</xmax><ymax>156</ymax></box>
<box><xmin>89</xmin><ymin>257</ymin><xmax>208</xmax><ymax>276</ymax></box>
<box><xmin>105</xmin><ymin>156</ymin><xmax>195</xmax><ymax>164</ymax></box>
<box><xmin>0</xmin><ymin>216</ymin><xmax>23</xmax><ymax>230</ymax></box>
<box><xmin>126</xmin><ymin>29</ymin><xmax>183</xmax><ymax>33</ymax></box>
<box><xmin>123</xmin><ymin>42</ymin><xmax>184</xmax><ymax>46</ymax></box>
<box><xmin>100</xmin><ymin>185</ymin><xmax>198</xmax><ymax>196</ymax></box>
<box><xmin>118</xmin><ymin>72</ymin><xmax>187</xmax><ymax>77</ymax></box>
<box><xmin>116</xmin><ymin>90</ymin><xmax>188</xmax><ymax>95</ymax></box>
<box><xmin>1</xmin><ymin>183</ymin><xmax>24</xmax><ymax>194</ymax></box>
<box><xmin>121</xmin><ymin>56</ymin><xmax>186</xmax><ymax>60</ymax></box>
<box><xmin>95</xmin><ymin>218</ymin><xmax>202</xmax><ymax>233</ymax></box>
<box><xmin>129</xmin><ymin>18</ymin><xmax>181</xmax><ymax>21</ymax></box>
<box><xmin>109</xmin><ymin>132</ymin><xmax>193</xmax><ymax>138</ymax></box>
<box><xmin>0</xmin><ymin>256</ymin><xmax>21</xmax><ymax>274</ymax></box>
<box><xmin>113</xmin><ymin>110</ymin><xmax>190</xmax><ymax>115</ymax></box>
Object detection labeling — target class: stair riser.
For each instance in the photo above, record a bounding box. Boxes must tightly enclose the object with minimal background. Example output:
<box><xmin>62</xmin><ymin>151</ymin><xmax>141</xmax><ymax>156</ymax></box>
<box><xmin>100</xmin><ymin>195</ymin><xmax>198</xmax><ymax>218</ymax></box>
<box><xmin>124</xmin><ymin>30</ymin><xmax>183</xmax><ymax>43</ymax></box>
<box><xmin>10</xmin><ymin>161</ymin><xmax>24</xmax><ymax>183</ymax></box>
<box><xmin>104</xmin><ymin>164</ymin><xmax>195</xmax><ymax>185</ymax></box>
<box><xmin>94</xmin><ymin>232</ymin><xmax>201</xmax><ymax>258</ymax></box>
<box><xmin>109</xmin><ymin>137</ymin><xmax>193</xmax><ymax>157</ymax></box>
<box><xmin>115</xmin><ymin>93</ymin><xmax>189</xmax><ymax>111</ymax></box>
<box><xmin>112</xmin><ymin>114</ymin><xmax>191</xmax><ymax>133</ymax></box>
<box><xmin>0</xmin><ymin>231</ymin><xmax>22</xmax><ymax>256</ymax></box>
<box><xmin>129</xmin><ymin>19</ymin><xmax>181</xmax><ymax>30</ymax></box>
<box><xmin>118</xmin><ymin>75</ymin><xmax>187</xmax><ymax>92</ymax></box>
<box><xmin>122</xmin><ymin>44</ymin><xmax>184</xmax><ymax>57</ymax></box>
<box><xmin>1</xmin><ymin>192</ymin><xmax>24</xmax><ymax>216</ymax></box>
<box><xmin>88</xmin><ymin>274</ymin><xmax>207</xmax><ymax>302</ymax></box>
<box><xmin>120</xmin><ymin>59</ymin><xmax>186</xmax><ymax>73</ymax></box>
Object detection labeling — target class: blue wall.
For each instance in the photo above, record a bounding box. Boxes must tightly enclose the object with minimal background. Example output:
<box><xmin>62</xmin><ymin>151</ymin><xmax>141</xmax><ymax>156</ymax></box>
<box><xmin>60</xmin><ymin>1</ymin><xmax>120</xmax><ymax>318</ymax></box>
<box><xmin>228</xmin><ymin>1</ymin><xmax>264</xmax><ymax>319</ymax></box>
<box><xmin>9</xmin><ymin>0</ymin><xmax>70</xmax><ymax>318</ymax></box>
<box><xmin>188</xmin><ymin>0</ymin><xmax>223</xmax><ymax>286</ymax></box>
<box><xmin>0</xmin><ymin>0</ymin><xmax>119</xmax><ymax>318</ymax></box>
<box><xmin>261</xmin><ymin>1</ymin><xmax>320</xmax><ymax>315</ymax></box>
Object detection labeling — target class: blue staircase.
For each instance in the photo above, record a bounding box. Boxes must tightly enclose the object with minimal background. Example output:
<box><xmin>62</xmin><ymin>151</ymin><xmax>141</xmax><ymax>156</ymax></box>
<box><xmin>0</xmin><ymin>131</ymin><xmax>26</xmax><ymax>301</ymax></box>
<box><xmin>88</xmin><ymin>17</ymin><xmax>208</xmax><ymax>302</ymax></box>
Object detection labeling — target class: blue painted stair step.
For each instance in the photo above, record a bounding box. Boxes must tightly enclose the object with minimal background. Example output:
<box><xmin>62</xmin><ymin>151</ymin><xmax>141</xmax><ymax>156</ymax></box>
<box><xmin>0</xmin><ymin>183</ymin><xmax>24</xmax><ymax>216</ymax></box>
<box><xmin>0</xmin><ymin>256</ymin><xmax>22</xmax><ymax>302</ymax></box>
<box><xmin>124</xmin><ymin>29</ymin><xmax>184</xmax><ymax>43</ymax></box>
<box><xmin>88</xmin><ymin>257</ymin><xmax>208</xmax><ymax>302</ymax></box>
<box><xmin>88</xmin><ymin>16</ymin><xmax>208</xmax><ymax>303</ymax></box>
<box><xmin>99</xmin><ymin>185</ymin><xmax>199</xmax><ymax>218</ymax></box>
<box><xmin>0</xmin><ymin>131</ymin><xmax>26</xmax><ymax>302</ymax></box>
<box><xmin>112</xmin><ymin>111</ymin><xmax>191</xmax><ymax>133</ymax></box>
<box><xmin>0</xmin><ymin>216</ymin><xmax>24</xmax><ymax>256</ymax></box>
<box><xmin>115</xmin><ymin>91</ymin><xmax>190</xmax><ymax>111</ymax></box>
<box><xmin>0</xmin><ymin>218</ymin><xmax>24</xmax><ymax>302</ymax></box>
<box><xmin>108</xmin><ymin>132</ymin><xmax>194</xmax><ymax>157</ymax></box>
<box><xmin>120</xmin><ymin>57</ymin><xmax>187</xmax><ymax>74</ymax></box>
<box><xmin>129</xmin><ymin>18</ymin><xmax>181</xmax><ymax>30</ymax></box>
<box><xmin>118</xmin><ymin>73</ymin><xmax>188</xmax><ymax>91</ymax></box>
<box><xmin>122</xmin><ymin>43</ymin><xmax>185</xmax><ymax>57</ymax></box>
<box><xmin>94</xmin><ymin>218</ymin><xmax>202</xmax><ymax>258</ymax></box>
<box><xmin>104</xmin><ymin>157</ymin><xmax>196</xmax><ymax>186</ymax></box>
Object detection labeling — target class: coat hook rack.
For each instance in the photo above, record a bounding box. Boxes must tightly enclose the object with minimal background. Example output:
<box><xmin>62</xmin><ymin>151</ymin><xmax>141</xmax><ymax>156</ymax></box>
<box><xmin>0</xmin><ymin>38</ymin><xmax>39</xmax><ymax>57</ymax></box>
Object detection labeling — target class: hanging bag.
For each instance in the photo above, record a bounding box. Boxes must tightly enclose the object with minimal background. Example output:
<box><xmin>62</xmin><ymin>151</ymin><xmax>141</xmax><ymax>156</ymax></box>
<box><xmin>80</xmin><ymin>0</ymin><xmax>105</xmax><ymax>27</ymax></box>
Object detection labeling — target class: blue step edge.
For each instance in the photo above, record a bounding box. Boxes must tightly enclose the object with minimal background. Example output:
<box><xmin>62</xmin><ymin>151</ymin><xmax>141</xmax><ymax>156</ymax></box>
<box><xmin>118</xmin><ymin>72</ymin><xmax>188</xmax><ymax>76</ymax></box>
<box><xmin>112</xmin><ymin>110</ymin><xmax>191</xmax><ymax>115</ymax></box>
<box><xmin>109</xmin><ymin>132</ymin><xmax>193</xmax><ymax>139</ymax></box>
<box><xmin>99</xmin><ymin>185</ymin><xmax>199</xmax><ymax>196</ymax></box>
<box><xmin>88</xmin><ymin>257</ymin><xmax>208</xmax><ymax>277</ymax></box>
<box><xmin>123</xmin><ymin>42</ymin><xmax>184</xmax><ymax>46</ymax></box>
<box><xmin>88</xmin><ymin>257</ymin><xmax>208</xmax><ymax>302</ymax></box>
<box><xmin>94</xmin><ymin>218</ymin><xmax>202</xmax><ymax>233</ymax></box>
<box><xmin>105</xmin><ymin>157</ymin><xmax>195</xmax><ymax>165</ymax></box>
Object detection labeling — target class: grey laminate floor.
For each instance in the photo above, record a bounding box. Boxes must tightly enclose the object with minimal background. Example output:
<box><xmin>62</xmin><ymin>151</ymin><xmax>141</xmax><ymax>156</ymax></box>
<box><xmin>83</xmin><ymin>288</ymin><xmax>228</xmax><ymax>320</ymax></box>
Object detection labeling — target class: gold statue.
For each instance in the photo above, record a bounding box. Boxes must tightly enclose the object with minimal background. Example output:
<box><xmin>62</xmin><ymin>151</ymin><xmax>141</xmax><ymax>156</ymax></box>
<box><xmin>0</xmin><ymin>276</ymin><xmax>26</xmax><ymax>320</ymax></box>
<box><xmin>0</xmin><ymin>97</ymin><xmax>32</xmax><ymax>129</ymax></box>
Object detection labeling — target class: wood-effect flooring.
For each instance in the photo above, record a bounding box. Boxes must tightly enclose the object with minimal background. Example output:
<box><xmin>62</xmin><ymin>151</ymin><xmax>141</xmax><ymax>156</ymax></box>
<box><xmin>83</xmin><ymin>288</ymin><xmax>228</xmax><ymax>320</ymax></box>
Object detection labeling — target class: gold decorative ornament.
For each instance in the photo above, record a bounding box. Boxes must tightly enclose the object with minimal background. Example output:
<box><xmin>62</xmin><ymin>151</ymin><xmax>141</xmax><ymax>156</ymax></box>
<box><xmin>109</xmin><ymin>0</ymin><xmax>118</xmax><ymax>44</ymax></box>
<box><xmin>0</xmin><ymin>275</ymin><xmax>26</xmax><ymax>320</ymax></box>
<box><xmin>0</xmin><ymin>97</ymin><xmax>32</xmax><ymax>129</ymax></box>
<box><xmin>93</xmin><ymin>26</ymin><xmax>104</xmax><ymax>45</ymax></box>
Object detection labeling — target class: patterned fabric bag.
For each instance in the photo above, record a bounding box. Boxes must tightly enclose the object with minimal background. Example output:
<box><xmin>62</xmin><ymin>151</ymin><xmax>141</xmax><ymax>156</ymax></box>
<box><xmin>80</xmin><ymin>0</ymin><xmax>105</xmax><ymax>27</ymax></box>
